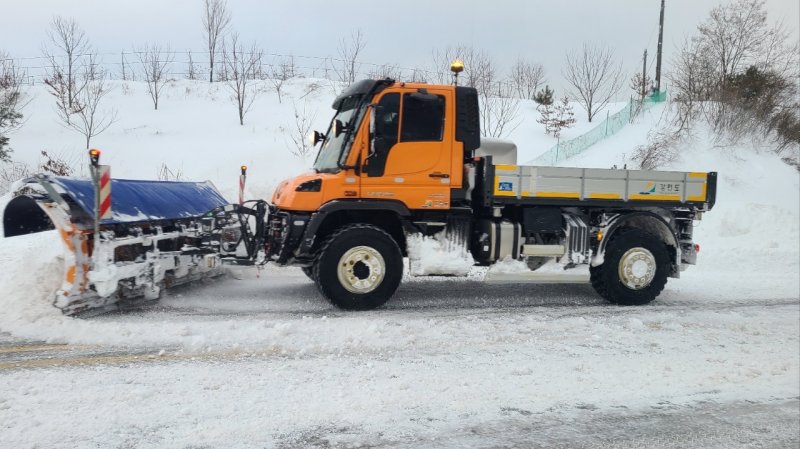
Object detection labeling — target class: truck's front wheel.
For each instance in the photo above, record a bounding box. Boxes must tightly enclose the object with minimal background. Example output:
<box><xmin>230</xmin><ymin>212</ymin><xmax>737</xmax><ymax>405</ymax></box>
<box><xmin>313</xmin><ymin>224</ymin><xmax>403</xmax><ymax>310</ymax></box>
<box><xmin>590</xmin><ymin>228</ymin><xmax>670</xmax><ymax>305</ymax></box>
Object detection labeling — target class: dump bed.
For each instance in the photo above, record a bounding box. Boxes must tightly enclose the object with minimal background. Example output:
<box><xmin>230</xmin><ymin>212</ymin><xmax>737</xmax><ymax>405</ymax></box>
<box><xmin>481</xmin><ymin>162</ymin><xmax>717</xmax><ymax>210</ymax></box>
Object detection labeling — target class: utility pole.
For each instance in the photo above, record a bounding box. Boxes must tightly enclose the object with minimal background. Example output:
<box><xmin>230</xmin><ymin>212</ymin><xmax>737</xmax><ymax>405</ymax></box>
<box><xmin>655</xmin><ymin>0</ymin><xmax>665</xmax><ymax>92</ymax></box>
<box><xmin>642</xmin><ymin>49</ymin><xmax>648</xmax><ymax>99</ymax></box>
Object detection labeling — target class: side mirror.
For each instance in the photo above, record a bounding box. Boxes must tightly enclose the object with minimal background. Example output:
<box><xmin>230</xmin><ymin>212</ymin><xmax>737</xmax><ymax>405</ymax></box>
<box><xmin>309</xmin><ymin>130</ymin><xmax>325</xmax><ymax>146</ymax></box>
<box><xmin>333</xmin><ymin>119</ymin><xmax>348</xmax><ymax>138</ymax></box>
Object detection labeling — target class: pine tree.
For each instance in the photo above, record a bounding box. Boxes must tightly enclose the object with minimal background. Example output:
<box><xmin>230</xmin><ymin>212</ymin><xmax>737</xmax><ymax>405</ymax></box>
<box><xmin>538</xmin><ymin>96</ymin><xmax>576</xmax><ymax>138</ymax></box>
<box><xmin>536</xmin><ymin>102</ymin><xmax>555</xmax><ymax>135</ymax></box>
<box><xmin>550</xmin><ymin>96</ymin><xmax>576</xmax><ymax>139</ymax></box>
<box><xmin>533</xmin><ymin>85</ymin><xmax>554</xmax><ymax>105</ymax></box>
<box><xmin>0</xmin><ymin>77</ymin><xmax>23</xmax><ymax>162</ymax></box>
<box><xmin>630</xmin><ymin>72</ymin><xmax>653</xmax><ymax>100</ymax></box>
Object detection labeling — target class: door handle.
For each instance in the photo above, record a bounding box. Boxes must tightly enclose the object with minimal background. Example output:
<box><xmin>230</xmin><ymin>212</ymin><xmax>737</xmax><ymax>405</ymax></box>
<box><xmin>429</xmin><ymin>172</ymin><xmax>450</xmax><ymax>179</ymax></box>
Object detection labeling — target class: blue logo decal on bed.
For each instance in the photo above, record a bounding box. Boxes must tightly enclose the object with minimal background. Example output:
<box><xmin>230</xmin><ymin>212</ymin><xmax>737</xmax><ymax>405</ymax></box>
<box><xmin>498</xmin><ymin>182</ymin><xmax>513</xmax><ymax>192</ymax></box>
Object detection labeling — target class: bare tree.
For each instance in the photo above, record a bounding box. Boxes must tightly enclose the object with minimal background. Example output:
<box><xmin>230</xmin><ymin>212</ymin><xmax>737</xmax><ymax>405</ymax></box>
<box><xmin>563</xmin><ymin>42</ymin><xmax>624</xmax><ymax>122</ymax></box>
<box><xmin>698</xmin><ymin>0</ymin><xmax>770</xmax><ymax>83</ymax></box>
<box><xmin>481</xmin><ymin>83</ymin><xmax>521</xmax><ymax>138</ymax></box>
<box><xmin>285</xmin><ymin>100</ymin><xmax>317</xmax><ymax>160</ymax></box>
<box><xmin>509</xmin><ymin>58</ymin><xmax>546</xmax><ymax>100</ymax></box>
<box><xmin>409</xmin><ymin>67</ymin><xmax>429</xmax><ymax>83</ymax></box>
<box><xmin>266</xmin><ymin>56</ymin><xmax>296</xmax><ymax>103</ymax></box>
<box><xmin>367</xmin><ymin>63</ymin><xmax>403</xmax><ymax>81</ymax></box>
<box><xmin>674</xmin><ymin>0</ymin><xmax>797</xmax><ymax>100</ymax></box>
<box><xmin>121</xmin><ymin>51</ymin><xmax>136</xmax><ymax>82</ymax></box>
<box><xmin>84</xmin><ymin>52</ymin><xmax>102</xmax><ymax>81</ymax></box>
<box><xmin>157</xmin><ymin>162</ymin><xmax>183</xmax><ymax>181</ymax></box>
<box><xmin>0</xmin><ymin>52</ymin><xmax>26</xmax><ymax>161</ymax></box>
<box><xmin>432</xmin><ymin>44</ymin><xmax>498</xmax><ymax>96</ymax></box>
<box><xmin>120</xmin><ymin>51</ymin><xmax>128</xmax><ymax>81</ymax></box>
<box><xmin>202</xmin><ymin>0</ymin><xmax>231</xmax><ymax>82</ymax></box>
<box><xmin>333</xmin><ymin>29</ymin><xmax>366</xmax><ymax>84</ymax></box>
<box><xmin>42</xmin><ymin>17</ymin><xmax>89</xmax><ymax>110</ymax></box>
<box><xmin>630</xmin><ymin>129</ymin><xmax>680</xmax><ymax>170</ymax></box>
<box><xmin>757</xmin><ymin>20</ymin><xmax>800</xmax><ymax>79</ymax></box>
<box><xmin>44</xmin><ymin>71</ymin><xmax>73</xmax><ymax>124</ymax></box>
<box><xmin>187</xmin><ymin>50</ymin><xmax>197</xmax><ymax>80</ymax></box>
<box><xmin>430</xmin><ymin>44</ymin><xmax>521</xmax><ymax>137</ymax></box>
<box><xmin>0</xmin><ymin>160</ymin><xmax>32</xmax><ymax>193</ymax></box>
<box><xmin>449</xmin><ymin>49</ymin><xmax>522</xmax><ymax>139</ymax></box>
<box><xmin>224</xmin><ymin>34</ymin><xmax>263</xmax><ymax>125</ymax></box>
<box><xmin>60</xmin><ymin>63</ymin><xmax>117</xmax><ymax>149</ymax></box>
<box><xmin>669</xmin><ymin>0</ymin><xmax>798</xmax><ymax>146</ymax></box>
<box><xmin>137</xmin><ymin>43</ymin><xmax>174</xmax><ymax>110</ymax></box>
<box><xmin>39</xmin><ymin>150</ymin><xmax>76</xmax><ymax>176</ymax></box>
<box><xmin>431</xmin><ymin>45</ymin><xmax>493</xmax><ymax>87</ymax></box>
<box><xmin>668</xmin><ymin>37</ymin><xmax>718</xmax><ymax>129</ymax></box>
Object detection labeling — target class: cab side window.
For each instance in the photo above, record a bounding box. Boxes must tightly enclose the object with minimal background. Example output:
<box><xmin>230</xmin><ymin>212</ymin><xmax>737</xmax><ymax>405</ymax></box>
<box><xmin>366</xmin><ymin>93</ymin><xmax>400</xmax><ymax>177</ymax></box>
<box><xmin>401</xmin><ymin>94</ymin><xmax>445</xmax><ymax>142</ymax></box>
<box><xmin>375</xmin><ymin>93</ymin><xmax>400</xmax><ymax>143</ymax></box>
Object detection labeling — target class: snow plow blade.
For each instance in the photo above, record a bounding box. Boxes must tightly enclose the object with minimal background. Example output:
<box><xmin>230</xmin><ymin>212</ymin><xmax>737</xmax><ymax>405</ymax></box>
<box><xmin>3</xmin><ymin>175</ymin><xmax>232</xmax><ymax>315</ymax></box>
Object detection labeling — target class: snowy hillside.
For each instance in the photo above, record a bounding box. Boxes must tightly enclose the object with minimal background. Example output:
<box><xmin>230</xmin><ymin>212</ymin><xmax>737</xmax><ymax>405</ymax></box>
<box><xmin>3</xmin><ymin>79</ymin><xmax>625</xmax><ymax>198</ymax></box>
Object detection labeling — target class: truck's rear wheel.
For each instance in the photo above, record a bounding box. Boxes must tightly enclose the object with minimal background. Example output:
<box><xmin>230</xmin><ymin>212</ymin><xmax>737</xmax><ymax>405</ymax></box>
<box><xmin>313</xmin><ymin>224</ymin><xmax>403</xmax><ymax>310</ymax></box>
<box><xmin>590</xmin><ymin>228</ymin><xmax>670</xmax><ymax>305</ymax></box>
<box><xmin>301</xmin><ymin>266</ymin><xmax>315</xmax><ymax>281</ymax></box>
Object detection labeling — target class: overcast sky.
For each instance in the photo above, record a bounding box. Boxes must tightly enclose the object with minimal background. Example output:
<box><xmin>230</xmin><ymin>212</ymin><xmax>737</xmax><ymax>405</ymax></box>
<box><xmin>1</xmin><ymin>0</ymin><xmax>798</xmax><ymax>90</ymax></box>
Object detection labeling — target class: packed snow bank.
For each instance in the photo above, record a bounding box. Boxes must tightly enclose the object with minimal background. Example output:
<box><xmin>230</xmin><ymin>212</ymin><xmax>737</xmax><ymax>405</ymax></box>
<box><xmin>0</xmin><ymin>230</ymin><xmax>64</xmax><ymax>325</ymax></box>
<box><xmin>406</xmin><ymin>232</ymin><xmax>474</xmax><ymax>276</ymax></box>
<box><xmin>565</xmin><ymin>104</ymin><xmax>800</xmax><ymax>287</ymax></box>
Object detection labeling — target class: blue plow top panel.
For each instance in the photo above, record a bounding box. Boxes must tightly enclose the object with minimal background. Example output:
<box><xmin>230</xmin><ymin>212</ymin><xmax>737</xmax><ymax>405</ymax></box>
<box><xmin>50</xmin><ymin>176</ymin><xmax>230</xmax><ymax>225</ymax></box>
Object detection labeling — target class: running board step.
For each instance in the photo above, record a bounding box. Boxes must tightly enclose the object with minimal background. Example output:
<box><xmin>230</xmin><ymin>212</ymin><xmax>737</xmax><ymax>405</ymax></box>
<box><xmin>484</xmin><ymin>271</ymin><xmax>589</xmax><ymax>284</ymax></box>
<box><xmin>521</xmin><ymin>244</ymin><xmax>565</xmax><ymax>257</ymax></box>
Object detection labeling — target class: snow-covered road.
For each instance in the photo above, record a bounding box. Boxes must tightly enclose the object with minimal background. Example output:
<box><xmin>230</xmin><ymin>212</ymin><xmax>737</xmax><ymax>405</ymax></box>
<box><xmin>1</xmin><ymin>265</ymin><xmax>798</xmax><ymax>448</ymax></box>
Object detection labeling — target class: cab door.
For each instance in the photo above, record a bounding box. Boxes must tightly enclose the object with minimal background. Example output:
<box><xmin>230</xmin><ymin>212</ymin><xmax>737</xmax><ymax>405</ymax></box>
<box><xmin>361</xmin><ymin>88</ymin><xmax>453</xmax><ymax>210</ymax></box>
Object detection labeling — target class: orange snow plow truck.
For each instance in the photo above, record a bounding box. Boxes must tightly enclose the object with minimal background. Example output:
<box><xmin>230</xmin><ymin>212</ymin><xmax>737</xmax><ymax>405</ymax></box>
<box><xmin>4</xmin><ymin>75</ymin><xmax>716</xmax><ymax>315</ymax></box>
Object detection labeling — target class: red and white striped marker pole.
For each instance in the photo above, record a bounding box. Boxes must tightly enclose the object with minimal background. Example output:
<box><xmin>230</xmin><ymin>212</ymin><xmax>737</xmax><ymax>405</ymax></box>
<box><xmin>239</xmin><ymin>165</ymin><xmax>247</xmax><ymax>205</ymax></box>
<box><xmin>89</xmin><ymin>149</ymin><xmax>111</xmax><ymax>246</ymax></box>
<box><xmin>98</xmin><ymin>166</ymin><xmax>112</xmax><ymax>220</ymax></box>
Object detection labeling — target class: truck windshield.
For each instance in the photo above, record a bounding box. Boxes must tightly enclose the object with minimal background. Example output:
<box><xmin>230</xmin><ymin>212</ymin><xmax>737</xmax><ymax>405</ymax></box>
<box><xmin>313</xmin><ymin>95</ymin><xmax>366</xmax><ymax>172</ymax></box>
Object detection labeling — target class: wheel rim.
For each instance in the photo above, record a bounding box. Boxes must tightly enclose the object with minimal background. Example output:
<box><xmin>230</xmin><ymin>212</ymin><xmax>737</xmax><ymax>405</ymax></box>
<box><xmin>337</xmin><ymin>246</ymin><xmax>386</xmax><ymax>294</ymax></box>
<box><xmin>618</xmin><ymin>247</ymin><xmax>657</xmax><ymax>290</ymax></box>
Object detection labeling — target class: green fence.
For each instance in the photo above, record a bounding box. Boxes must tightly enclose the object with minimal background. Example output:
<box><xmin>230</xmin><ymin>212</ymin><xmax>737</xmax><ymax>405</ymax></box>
<box><xmin>529</xmin><ymin>90</ymin><xmax>667</xmax><ymax>166</ymax></box>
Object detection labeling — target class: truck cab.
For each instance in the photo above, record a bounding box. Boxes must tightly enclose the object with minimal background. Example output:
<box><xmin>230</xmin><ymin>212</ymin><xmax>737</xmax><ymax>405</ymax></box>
<box><xmin>272</xmin><ymin>79</ymin><xmax>479</xmax><ymax>213</ymax></box>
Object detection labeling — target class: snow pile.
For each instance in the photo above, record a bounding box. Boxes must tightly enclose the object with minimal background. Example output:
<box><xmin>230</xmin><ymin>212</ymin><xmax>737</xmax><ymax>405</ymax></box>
<box><xmin>485</xmin><ymin>256</ymin><xmax>529</xmax><ymax>273</ymax></box>
<box><xmin>0</xmin><ymin>230</ymin><xmax>64</xmax><ymax>326</ymax></box>
<box><xmin>565</xmin><ymin>103</ymin><xmax>800</xmax><ymax>291</ymax></box>
<box><xmin>406</xmin><ymin>231</ymin><xmax>474</xmax><ymax>276</ymax></box>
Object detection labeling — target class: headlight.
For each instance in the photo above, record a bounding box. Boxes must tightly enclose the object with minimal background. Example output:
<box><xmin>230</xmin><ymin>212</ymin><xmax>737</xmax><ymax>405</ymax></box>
<box><xmin>295</xmin><ymin>179</ymin><xmax>322</xmax><ymax>192</ymax></box>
